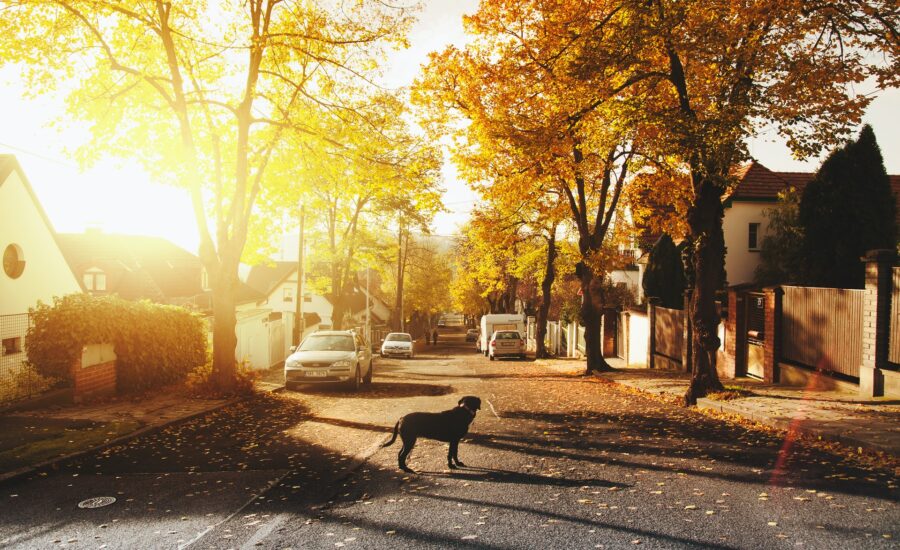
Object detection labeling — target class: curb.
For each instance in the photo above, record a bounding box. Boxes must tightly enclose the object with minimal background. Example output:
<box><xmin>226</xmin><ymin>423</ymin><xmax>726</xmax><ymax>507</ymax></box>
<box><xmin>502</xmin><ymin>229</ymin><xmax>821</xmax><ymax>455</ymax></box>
<box><xmin>696</xmin><ymin>398</ymin><xmax>898</xmax><ymax>456</ymax></box>
<box><xmin>596</xmin><ymin>373</ymin><xmax>898</xmax><ymax>457</ymax></box>
<box><xmin>0</xmin><ymin>395</ymin><xmax>245</xmax><ymax>487</ymax></box>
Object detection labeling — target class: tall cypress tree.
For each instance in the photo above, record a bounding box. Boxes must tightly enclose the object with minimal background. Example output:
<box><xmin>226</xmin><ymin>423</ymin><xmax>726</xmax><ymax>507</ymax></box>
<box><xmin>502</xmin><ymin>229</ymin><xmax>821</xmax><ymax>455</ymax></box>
<box><xmin>642</xmin><ymin>233</ymin><xmax>686</xmax><ymax>309</ymax></box>
<box><xmin>799</xmin><ymin>125</ymin><xmax>897</xmax><ymax>288</ymax></box>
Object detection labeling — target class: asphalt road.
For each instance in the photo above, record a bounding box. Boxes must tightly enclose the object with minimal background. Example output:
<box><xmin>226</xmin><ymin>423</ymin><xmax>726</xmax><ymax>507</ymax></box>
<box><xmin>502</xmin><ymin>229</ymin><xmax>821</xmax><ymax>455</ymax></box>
<box><xmin>1</xmin><ymin>332</ymin><xmax>897</xmax><ymax>549</ymax></box>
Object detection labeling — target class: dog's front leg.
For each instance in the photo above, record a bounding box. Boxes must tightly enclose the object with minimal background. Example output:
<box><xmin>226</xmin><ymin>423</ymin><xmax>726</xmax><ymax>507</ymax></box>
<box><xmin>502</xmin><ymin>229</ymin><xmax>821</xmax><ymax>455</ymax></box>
<box><xmin>448</xmin><ymin>440</ymin><xmax>465</xmax><ymax>468</ymax></box>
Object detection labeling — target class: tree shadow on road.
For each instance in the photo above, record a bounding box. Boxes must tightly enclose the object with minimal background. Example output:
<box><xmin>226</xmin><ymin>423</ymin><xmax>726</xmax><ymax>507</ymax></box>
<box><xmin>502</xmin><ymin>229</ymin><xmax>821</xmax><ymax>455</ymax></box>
<box><xmin>288</xmin><ymin>381</ymin><xmax>453</xmax><ymax>399</ymax></box>
<box><xmin>417</xmin><ymin>466</ymin><xmax>623</xmax><ymax>488</ymax></box>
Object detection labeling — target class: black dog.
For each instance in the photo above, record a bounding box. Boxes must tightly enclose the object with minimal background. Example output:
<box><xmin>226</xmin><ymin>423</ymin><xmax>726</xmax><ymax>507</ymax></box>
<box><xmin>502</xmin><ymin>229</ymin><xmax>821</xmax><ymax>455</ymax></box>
<box><xmin>382</xmin><ymin>396</ymin><xmax>481</xmax><ymax>473</ymax></box>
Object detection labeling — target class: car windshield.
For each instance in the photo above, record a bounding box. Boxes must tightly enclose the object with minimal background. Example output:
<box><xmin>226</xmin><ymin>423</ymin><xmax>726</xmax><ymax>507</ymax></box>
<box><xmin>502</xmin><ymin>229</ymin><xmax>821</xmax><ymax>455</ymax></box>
<box><xmin>496</xmin><ymin>331</ymin><xmax>521</xmax><ymax>340</ymax></box>
<box><xmin>385</xmin><ymin>333</ymin><xmax>412</xmax><ymax>342</ymax></box>
<box><xmin>298</xmin><ymin>335</ymin><xmax>355</xmax><ymax>352</ymax></box>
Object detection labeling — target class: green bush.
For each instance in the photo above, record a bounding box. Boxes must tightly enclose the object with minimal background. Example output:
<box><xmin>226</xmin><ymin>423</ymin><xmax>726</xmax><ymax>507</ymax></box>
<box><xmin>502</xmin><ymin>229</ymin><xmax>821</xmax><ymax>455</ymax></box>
<box><xmin>27</xmin><ymin>294</ymin><xmax>207</xmax><ymax>393</ymax></box>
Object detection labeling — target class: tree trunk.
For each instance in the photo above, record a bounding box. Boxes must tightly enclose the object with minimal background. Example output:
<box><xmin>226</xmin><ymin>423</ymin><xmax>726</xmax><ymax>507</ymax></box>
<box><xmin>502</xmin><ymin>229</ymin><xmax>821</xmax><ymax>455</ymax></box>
<box><xmin>578</xmin><ymin>262</ymin><xmax>613</xmax><ymax>374</ymax></box>
<box><xmin>684</xmin><ymin>179</ymin><xmax>726</xmax><ymax>404</ymax></box>
<box><xmin>535</xmin><ymin>232</ymin><xmax>557</xmax><ymax>359</ymax></box>
<box><xmin>394</xmin><ymin>222</ymin><xmax>405</xmax><ymax>331</ymax></box>
<box><xmin>211</xmin><ymin>268</ymin><xmax>238</xmax><ymax>392</ymax></box>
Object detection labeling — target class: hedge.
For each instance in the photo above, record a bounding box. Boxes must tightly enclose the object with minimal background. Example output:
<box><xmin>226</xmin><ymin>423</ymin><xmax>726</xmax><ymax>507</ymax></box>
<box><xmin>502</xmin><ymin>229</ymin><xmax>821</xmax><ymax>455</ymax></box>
<box><xmin>27</xmin><ymin>294</ymin><xmax>207</xmax><ymax>393</ymax></box>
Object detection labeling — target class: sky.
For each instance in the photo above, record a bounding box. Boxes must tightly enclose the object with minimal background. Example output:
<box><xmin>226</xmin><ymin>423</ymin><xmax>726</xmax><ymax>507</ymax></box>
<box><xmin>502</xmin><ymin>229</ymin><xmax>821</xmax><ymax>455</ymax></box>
<box><xmin>1</xmin><ymin>1</ymin><xmax>897</xmax><ymax>255</ymax></box>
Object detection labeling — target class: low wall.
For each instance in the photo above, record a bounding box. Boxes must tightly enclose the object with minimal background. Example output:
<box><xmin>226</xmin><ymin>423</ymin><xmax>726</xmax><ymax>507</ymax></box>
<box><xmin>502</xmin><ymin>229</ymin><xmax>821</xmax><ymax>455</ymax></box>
<box><xmin>73</xmin><ymin>343</ymin><xmax>116</xmax><ymax>403</ymax></box>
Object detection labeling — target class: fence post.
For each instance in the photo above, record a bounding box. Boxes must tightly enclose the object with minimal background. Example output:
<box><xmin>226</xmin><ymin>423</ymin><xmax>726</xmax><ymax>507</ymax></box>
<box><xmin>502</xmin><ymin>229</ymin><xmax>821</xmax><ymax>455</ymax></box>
<box><xmin>720</xmin><ymin>288</ymin><xmax>741</xmax><ymax>378</ymax></box>
<box><xmin>762</xmin><ymin>286</ymin><xmax>783</xmax><ymax>384</ymax></box>
<box><xmin>682</xmin><ymin>290</ymin><xmax>692</xmax><ymax>372</ymax></box>
<box><xmin>622</xmin><ymin>310</ymin><xmax>631</xmax><ymax>366</ymax></box>
<box><xmin>860</xmin><ymin>249</ymin><xmax>896</xmax><ymax>397</ymax></box>
<box><xmin>647</xmin><ymin>297</ymin><xmax>659</xmax><ymax>369</ymax></box>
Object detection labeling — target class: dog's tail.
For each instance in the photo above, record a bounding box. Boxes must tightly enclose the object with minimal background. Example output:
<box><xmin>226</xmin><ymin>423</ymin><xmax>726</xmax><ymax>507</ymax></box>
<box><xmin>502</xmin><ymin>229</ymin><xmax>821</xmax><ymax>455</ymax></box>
<box><xmin>382</xmin><ymin>420</ymin><xmax>400</xmax><ymax>447</ymax></box>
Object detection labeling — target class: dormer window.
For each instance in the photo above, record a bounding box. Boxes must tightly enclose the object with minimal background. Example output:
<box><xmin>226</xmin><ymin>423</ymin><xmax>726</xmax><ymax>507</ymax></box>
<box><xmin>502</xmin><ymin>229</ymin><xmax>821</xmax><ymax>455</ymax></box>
<box><xmin>83</xmin><ymin>267</ymin><xmax>107</xmax><ymax>291</ymax></box>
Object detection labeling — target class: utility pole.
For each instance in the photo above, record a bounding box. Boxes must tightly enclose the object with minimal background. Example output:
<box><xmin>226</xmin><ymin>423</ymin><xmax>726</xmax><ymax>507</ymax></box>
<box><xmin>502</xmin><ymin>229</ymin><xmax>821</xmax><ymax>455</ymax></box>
<box><xmin>365</xmin><ymin>267</ymin><xmax>371</xmax><ymax>345</ymax></box>
<box><xmin>293</xmin><ymin>204</ymin><xmax>305</xmax><ymax>346</ymax></box>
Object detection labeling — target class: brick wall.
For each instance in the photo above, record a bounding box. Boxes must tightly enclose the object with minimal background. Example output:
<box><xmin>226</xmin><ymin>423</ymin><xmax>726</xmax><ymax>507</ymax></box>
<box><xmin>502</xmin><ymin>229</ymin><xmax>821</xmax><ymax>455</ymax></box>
<box><xmin>762</xmin><ymin>287</ymin><xmax>782</xmax><ymax>384</ymax></box>
<box><xmin>72</xmin><ymin>352</ymin><xmax>117</xmax><ymax>403</ymax></box>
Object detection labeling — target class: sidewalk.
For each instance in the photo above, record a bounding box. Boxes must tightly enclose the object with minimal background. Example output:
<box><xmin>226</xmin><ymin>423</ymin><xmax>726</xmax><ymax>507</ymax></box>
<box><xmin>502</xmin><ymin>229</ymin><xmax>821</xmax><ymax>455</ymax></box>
<box><xmin>0</xmin><ymin>389</ymin><xmax>252</xmax><ymax>484</ymax></box>
<box><xmin>597</xmin><ymin>362</ymin><xmax>900</xmax><ymax>456</ymax></box>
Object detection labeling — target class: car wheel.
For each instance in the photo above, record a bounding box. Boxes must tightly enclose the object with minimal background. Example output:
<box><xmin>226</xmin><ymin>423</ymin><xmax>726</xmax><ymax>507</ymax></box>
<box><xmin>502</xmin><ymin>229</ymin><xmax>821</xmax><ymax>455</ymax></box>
<box><xmin>285</xmin><ymin>382</ymin><xmax>297</xmax><ymax>392</ymax></box>
<box><xmin>363</xmin><ymin>361</ymin><xmax>373</xmax><ymax>384</ymax></box>
<box><xmin>347</xmin><ymin>366</ymin><xmax>361</xmax><ymax>391</ymax></box>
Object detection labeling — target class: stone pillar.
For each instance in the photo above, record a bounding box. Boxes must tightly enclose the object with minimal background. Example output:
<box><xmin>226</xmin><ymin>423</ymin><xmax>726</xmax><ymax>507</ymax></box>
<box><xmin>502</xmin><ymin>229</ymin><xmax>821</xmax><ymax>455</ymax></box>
<box><xmin>762</xmin><ymin>286</ymin><xmax>783</xmax><ymax>384</ymax></box>
<box><xmin>720</xmin><ymin>289</ymin><xmax>740</xmax><ymax>378</ymax></box>
<box><xmin>682</xmin><ymin>291</ymin><xmax>692</xmax><ymax>372</ymax></box>
<box><xmin>647</xmin><ymin>297</ymin><xmax>659</xmax><ymax>369</ymax></box>
<box><xmin>860</xmin><ymin>249</ymin><xmax>896</xmax><ymax>398</ymax></box>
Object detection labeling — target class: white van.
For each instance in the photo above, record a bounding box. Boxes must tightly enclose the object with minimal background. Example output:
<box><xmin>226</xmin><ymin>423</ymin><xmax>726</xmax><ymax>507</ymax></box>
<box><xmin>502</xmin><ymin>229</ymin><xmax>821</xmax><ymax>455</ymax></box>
<box><xmin>479</xmin><ymin>313</ymin><xmax>526</xmax><ymax>356</ymax></box>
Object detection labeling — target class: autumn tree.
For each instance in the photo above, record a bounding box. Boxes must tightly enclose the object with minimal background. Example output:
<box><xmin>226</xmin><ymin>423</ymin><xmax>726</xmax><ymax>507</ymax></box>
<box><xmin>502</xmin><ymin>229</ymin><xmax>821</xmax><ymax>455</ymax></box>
<box><xmin>616</xmin><ymin>0</ymin><xmax>898</xmax><ymax>403</ymax></box>
<box><xmin>267</xmin><ymin>94</ymin><xmax>442</xmax><ymax>330</ymax></box>
<box><xmin>415</xmin><ymin>2</ymin><xmax>655</xmax><ymax>374</ymax></box>
<box><xmin>0</xmin><ymin>0</ymin><xmax>415</xmax><ymax>391</ymax></box>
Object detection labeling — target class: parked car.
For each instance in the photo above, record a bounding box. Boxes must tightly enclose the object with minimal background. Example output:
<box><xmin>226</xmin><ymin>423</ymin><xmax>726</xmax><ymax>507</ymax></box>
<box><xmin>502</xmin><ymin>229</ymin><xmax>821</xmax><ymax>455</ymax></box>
<box><xmin>381</xmin><ymin>332</ymin><xmax>415</xmax><ymax>358</ymax></box>
<box><xmin>489</xmin><ymin>330</ymin><xmax>526</xmax><ymax>360</ymax></box>
<box><xmin>465</xmin><ymin>328</ymin><xmax>479</xmax><ymax>342</ymax></box>
<box><xmin>284</xmin><ymin>330</ymin><xmax>373</xmax><ymax>391</ymax></box>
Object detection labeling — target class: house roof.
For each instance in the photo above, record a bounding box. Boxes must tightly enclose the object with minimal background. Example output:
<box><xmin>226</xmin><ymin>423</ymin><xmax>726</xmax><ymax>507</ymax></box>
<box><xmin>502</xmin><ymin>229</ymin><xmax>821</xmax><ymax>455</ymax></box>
<box><xmin>0</xmin><ymin>154</ymin><xmax>82</xmax><ymax>288</ymax></box>
<box><xmin>57</xmin><ymin>231</ymin><xmax>205</xmax><ymax>301</ymax></box>
<box><xmin>731</xmin><ymin>160</ymin><xmax>900</xmax><ymax>227</ymax></box>
<box><xmin>243</xmin><ymin>261</ymin><xmax>297</xmax><ymax>296</ymax></box>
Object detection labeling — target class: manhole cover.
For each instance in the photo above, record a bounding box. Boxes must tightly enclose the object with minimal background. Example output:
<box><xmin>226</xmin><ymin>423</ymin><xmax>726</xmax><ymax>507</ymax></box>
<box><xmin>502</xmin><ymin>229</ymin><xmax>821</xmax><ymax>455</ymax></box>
<box><xmin>77</xmin><ymin>496</ymin><xmax>116</xmax><ymax>509</ymax></box>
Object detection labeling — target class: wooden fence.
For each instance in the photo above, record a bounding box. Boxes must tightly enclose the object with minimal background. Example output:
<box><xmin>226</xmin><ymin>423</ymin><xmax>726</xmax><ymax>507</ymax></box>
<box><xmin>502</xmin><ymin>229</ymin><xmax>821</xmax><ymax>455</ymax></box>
<box><xmin>781</xmin><ymin>286</ymin><xmax>864</xmax><ymax>378</ymax></box>
<box><xmin>890</xmin><ymin>268</ymin><xmax>900</xmax><ymax>365</ymax></box>
<box><xmin>654</xmin><ymin>306</ymin><xmax>684</xmax><ymax>362</ymax></box>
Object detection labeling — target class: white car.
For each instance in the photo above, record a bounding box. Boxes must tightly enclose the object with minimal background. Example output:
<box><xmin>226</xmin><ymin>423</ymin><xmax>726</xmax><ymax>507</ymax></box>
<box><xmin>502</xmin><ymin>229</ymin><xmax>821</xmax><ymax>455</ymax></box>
<box><xmin>489</xmin><ymin>330</ymin><xmax>526</xmax><ymax>360</ymax></box>
<box><xmin>284</xmin><ymin>331</ymin><xmax>373</xmax><ymax>391</ymax></box>
<box><xmin>380</xmin><ymin>332</ymin><xmax>415</xmax><ymax>358</ymax></box>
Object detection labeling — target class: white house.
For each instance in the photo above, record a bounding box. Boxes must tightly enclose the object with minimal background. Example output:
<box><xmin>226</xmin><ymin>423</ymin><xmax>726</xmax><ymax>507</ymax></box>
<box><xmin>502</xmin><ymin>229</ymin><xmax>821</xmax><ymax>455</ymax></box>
<box><xmin>1</xmin><ymin>156</ymin><xmax>82</xmax><ymax>357</ymax></box>
<box><xmin>725</xmin><ymin>161</ymin><xmax>900</xmax><ymax>285</ymax></box>
<box><xmin>0</xmin><ymin>155</ymin><xmax>82</xmax><ymax>316</ymax></box>
<box><xmin>1</xmin><ymin>155</ymin><xmax>83</xmax><ymax>401</ymax></box>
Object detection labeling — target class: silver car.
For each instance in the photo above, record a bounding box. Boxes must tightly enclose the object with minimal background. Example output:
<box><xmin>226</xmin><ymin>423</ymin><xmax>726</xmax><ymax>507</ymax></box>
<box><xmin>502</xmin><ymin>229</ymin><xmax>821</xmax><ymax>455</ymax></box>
<box><xmin>380</xmin><ymin>332</ymin><xmax>415</xmax><ymax>358</ymax></box>
<box><xmin>284</xmin><ymin>330</ymin><xmax>373</xmax><ymax>391</ymax></box>
<box><xmin>489</xmin><ymin>330</ymin><xmax>526</xmax><ymax>360</ymax></box>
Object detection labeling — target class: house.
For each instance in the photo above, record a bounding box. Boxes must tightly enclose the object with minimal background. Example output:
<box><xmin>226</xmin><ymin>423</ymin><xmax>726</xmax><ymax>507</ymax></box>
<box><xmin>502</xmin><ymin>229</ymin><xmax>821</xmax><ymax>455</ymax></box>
<box><xmin>724</xmin><ymin>161</ymin><xmax>900</xmax><ymax>285</ymax></box>
<box><xmin>1</xmin><ymin>155</ymin><xmax>83</xmax><ymax>387</ymax></box>
<box><xmin>241</xmin><ymin>261</ymin><xmax>391</xmax><ymax>336</ymax></box>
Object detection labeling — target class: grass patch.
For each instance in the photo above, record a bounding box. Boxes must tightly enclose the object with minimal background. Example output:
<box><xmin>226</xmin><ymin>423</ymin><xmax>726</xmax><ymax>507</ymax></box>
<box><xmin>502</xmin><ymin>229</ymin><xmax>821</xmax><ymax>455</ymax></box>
<box><xmin>707</xmin><ymin>385</ymin><xmax>756</xmax><ymax>401</ymax></box>
<box><xmin>0</xmin><ymin>419</ymin><xmax>142</xmax><ymax>473</ymax></box>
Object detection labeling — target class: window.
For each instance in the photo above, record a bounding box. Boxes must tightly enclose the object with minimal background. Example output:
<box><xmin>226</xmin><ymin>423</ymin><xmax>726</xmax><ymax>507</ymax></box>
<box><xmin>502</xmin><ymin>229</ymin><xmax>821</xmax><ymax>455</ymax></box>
<box><xmin>83</xmin><ymin>267</ymin><xmax>107</xmax><ymax>291</ymax></box>
<box><xmin>303</xmin><ymin>295</ymin><xmax>312</xmax><ymax>303</ymax></box>
<box><xmin>3</xmin><ymin>243</ymin><xmax>25</xmax><ymax>279</ymax></box>
<box><xmin>283</xmin><ymin>287</ymin><xmax>294</xmax><ymax>303</ymax></box>
<box><xmin>201</xmin><ymin>268</ymin><xmax>210</xmax><ymax>291</ymax></box>
<box><xmin>748</xmin><ymin>223</ymin><xmax>760</xmax><ymax>251</ymax></box>
<box><xmin>2</xmin><ymin>337</ymin><xmax>22</xmax><ymax>356</ymax></box>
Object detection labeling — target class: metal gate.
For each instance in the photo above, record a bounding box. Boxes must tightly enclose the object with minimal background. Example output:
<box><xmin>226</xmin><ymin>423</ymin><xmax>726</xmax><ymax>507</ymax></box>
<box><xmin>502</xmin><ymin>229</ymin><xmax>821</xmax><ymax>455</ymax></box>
<box><xmin>745</xmin><ymin>292</ymin><xmax>765</xmax><ymax>378</ymax></box>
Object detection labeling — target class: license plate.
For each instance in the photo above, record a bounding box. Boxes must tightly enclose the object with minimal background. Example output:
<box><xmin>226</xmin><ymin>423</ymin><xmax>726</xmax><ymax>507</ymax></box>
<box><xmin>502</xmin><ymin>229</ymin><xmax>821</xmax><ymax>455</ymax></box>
<box><xmin>307</xmin><ymin>370</ymin><xmax>327</xmax><ymax>377</ymax></box>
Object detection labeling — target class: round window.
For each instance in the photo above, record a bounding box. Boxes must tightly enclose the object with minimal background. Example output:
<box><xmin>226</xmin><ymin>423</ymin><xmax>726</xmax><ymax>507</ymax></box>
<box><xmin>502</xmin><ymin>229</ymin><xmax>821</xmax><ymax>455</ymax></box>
<box><xmin>3</xmin><ymin>244</ymin><xmax>25</xmax><ymax>279</ymax></box>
